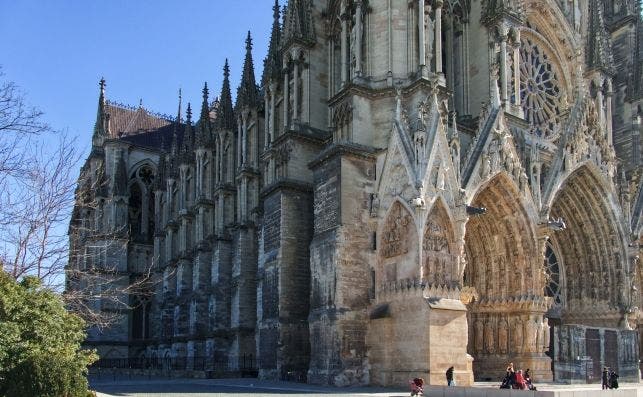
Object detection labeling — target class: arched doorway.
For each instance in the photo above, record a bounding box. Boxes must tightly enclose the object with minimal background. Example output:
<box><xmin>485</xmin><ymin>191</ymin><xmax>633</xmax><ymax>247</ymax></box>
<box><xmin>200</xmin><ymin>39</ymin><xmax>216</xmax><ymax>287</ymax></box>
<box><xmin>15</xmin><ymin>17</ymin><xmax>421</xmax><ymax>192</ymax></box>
<box><xmin>463</xmin><ymin>174</ymin><xmax>551</xmax><ymax>380</ymax></box>
<box><xmin>549</xmin><ymin>166</ymin><xmax>627</xmax><ymax>325</ymax></box>
<box><xmin>547</xmin><ymin>165</ymin><xmax>637</xmax><ymax>381</ymax></box>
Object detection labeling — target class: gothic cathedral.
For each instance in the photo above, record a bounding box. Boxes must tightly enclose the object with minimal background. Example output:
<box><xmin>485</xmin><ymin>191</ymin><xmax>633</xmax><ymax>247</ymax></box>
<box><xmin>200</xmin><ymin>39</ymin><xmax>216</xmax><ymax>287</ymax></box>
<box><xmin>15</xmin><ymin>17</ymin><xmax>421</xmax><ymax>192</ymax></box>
<box><xmin>67</xmin><ymin>0</ymin><xmax>643</xmax><ymax>387</ymax></box>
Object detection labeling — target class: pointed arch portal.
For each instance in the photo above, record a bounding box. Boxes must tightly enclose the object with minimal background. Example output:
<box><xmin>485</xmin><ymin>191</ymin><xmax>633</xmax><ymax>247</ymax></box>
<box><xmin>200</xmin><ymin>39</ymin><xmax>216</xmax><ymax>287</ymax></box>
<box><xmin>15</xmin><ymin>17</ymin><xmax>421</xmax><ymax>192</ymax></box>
<box><xmin>546</xmin><ymin>166</ymin><xmax>639</xmax><ymax>382</ymax></box>
<box><xmin>463</xmin><ymin>174</ymin><xmax>551</xmax><ymax>381</ymax></box>
<box><xmin>549</xmin><ymin>166</ymin><xmax>627</xmax><ymax>326</ymax></box>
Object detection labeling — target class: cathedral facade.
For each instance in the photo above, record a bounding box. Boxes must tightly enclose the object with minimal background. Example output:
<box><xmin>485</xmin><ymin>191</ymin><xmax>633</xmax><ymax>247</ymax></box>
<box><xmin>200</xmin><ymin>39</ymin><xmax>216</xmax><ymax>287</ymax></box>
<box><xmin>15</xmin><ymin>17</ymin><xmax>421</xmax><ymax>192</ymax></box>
<box><xmin>67</xmin><ymin>0</ymin><xmax>643</xmax><ymax>387</ymax></box>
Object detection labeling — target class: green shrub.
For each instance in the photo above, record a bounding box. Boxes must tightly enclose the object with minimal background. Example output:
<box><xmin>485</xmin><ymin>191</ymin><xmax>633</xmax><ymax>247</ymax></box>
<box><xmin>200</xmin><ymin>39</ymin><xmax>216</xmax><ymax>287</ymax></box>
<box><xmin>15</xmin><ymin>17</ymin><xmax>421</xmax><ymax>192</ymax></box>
<box><xmin>0</xmin><ymin>273</ymin><xmax>97</xmax><ymax>397</ymax></box>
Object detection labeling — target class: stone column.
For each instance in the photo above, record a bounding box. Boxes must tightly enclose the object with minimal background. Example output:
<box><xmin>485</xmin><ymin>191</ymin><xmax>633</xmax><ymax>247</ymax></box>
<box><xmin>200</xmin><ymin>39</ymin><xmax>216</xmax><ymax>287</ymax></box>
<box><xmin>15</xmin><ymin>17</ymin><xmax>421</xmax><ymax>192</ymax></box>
<box><xmin>264</xmin><ymin>90</ymin><xmax>271</xmax><ymax>148</ymax></box>
<box><xmin>196</xmin><ymin>153</ymin><xmax>202</xmax><ymax>197</ymax></box>
<box><xmin>500</xmin><ymin>31</ymin><xmax>508</xmax><ymax>106</ymax></box>
<box><xmin>283</xmin><ymin>65</ymin><xmax>290</xmax><ymax>129</ymax></box>
<box><xmin>418</xmin><ymin>0</ymin><xmax>426</xmax><ymax>75</ymax></box>
<box><xmin>634</xmin><ymin>115</ymin><xmax>641</xmax><ymax>166</ymax></box>
<box><xmin>606</xmin><ymin>78</ymin><xmax>613</xmax><ymax>146</ymax></box>
<box><xmin>513</xmin><ymin>30</ymin><xmax>521</xmax><ymax>108</ymax></box>
<box><xmin>293</xmin><ymin>57</ymin><xmax>300</xmax><ymax>122</ymax></box>
<box><xmin>218</xmin><ymin>138</ymin><xmax>223</xmax><ymax>183</ymax></box>
<box><xmin>434</xmin><ymin>0</ymin><xmax>443</xmax><ymax>75</ymax></box>
<box><xmin>355</xmin><ymin>1</ymin><xmax>363</xmax><ymax>76</ymax></box>
<box><xmin>241</xmin><ymin>113</ymin><xmax>248</xmax><ymax>166</ymax></box>
<box><xmin>270</xmin><ymin>83</ymin><xmax>277</xmax><ymax>142</ymax></box>
<box><xmin>237</xmin><ymin>118</ymin><xmax>243</xmax><ymax>167</ymax></box>
<box><xmin>341</xmin><ymin>2</ymin><xmax>348</xmax><ymax>86</ymax></box>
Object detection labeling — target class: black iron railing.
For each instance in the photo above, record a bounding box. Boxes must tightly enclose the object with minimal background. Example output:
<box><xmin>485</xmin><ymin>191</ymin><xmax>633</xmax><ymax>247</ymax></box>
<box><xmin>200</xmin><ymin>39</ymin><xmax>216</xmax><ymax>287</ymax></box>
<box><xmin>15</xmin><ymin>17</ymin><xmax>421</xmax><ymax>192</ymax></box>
<box><xmin>90</xmin><ymin>353</ymin><xmax>258</xmax><ymax>374</ymax></box>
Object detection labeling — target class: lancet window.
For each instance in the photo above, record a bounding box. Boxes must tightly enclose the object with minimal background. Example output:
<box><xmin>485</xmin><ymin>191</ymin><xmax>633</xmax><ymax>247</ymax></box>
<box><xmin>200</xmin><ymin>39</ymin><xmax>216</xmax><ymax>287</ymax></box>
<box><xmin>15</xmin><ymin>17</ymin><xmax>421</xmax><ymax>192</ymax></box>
<box><xmin>544</xmin><ymin>242</ymin><xmax>562</xmax><ymax>309</ymax></box>
<box><xmin>128</xmin><ymin>165</ymin><xmax>156</xmax><ymax>243</ymax></box>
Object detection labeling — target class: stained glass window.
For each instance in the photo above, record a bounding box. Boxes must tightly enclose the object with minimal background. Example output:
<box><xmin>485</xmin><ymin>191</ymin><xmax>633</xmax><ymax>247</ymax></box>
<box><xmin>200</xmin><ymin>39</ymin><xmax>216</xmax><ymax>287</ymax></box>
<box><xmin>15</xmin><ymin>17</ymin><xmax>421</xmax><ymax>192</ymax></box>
<box><xmin>520</xmin><ymin>38</ymin><xmax>563</xmax><ymax>140</ymax></box>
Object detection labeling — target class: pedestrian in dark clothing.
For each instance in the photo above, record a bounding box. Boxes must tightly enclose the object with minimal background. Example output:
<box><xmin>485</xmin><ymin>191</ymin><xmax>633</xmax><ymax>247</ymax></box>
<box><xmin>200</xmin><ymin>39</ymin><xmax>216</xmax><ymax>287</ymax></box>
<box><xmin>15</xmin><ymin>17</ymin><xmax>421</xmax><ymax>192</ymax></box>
<box><xmin>524</xmin><ymin>369</ymin><xmax>536</xmax><ymax>390</ymax></box>
<box><xmin>609</xmin><ymin>370</ymin><xmax>619</xmax><ymax>389</ymax></box>
<box><xmin>500</xmin><ymin>363</ymin><xmax>515</xmax><ymax>389</ymax></box>
<box><xmin>602</xmin><ymin>367</ymin><xmax>609</xmax><ymax>390</ymax></box>
<box><xmin>446</xmin><ymin>366</ymin><xmax>455</xmax><ymax>386</ymax></box>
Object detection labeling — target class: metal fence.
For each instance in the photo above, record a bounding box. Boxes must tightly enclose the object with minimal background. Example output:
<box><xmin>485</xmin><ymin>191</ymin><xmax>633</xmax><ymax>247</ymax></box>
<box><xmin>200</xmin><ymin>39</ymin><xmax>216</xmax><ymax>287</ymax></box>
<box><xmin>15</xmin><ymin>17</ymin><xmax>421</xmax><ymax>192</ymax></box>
<box><xmin>90</xmin><ymin>354</ymin><xmax>258</xmax><ymax>376</ymax></box>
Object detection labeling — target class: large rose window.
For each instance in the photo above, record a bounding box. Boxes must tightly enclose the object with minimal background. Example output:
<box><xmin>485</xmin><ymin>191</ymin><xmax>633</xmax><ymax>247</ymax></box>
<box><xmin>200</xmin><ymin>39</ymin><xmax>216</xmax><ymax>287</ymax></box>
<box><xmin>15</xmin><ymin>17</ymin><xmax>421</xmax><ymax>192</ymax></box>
<box><xmin>520</xmin><ymin>38</ymin><xmax>563</xmax><ymax>140</ymax></box>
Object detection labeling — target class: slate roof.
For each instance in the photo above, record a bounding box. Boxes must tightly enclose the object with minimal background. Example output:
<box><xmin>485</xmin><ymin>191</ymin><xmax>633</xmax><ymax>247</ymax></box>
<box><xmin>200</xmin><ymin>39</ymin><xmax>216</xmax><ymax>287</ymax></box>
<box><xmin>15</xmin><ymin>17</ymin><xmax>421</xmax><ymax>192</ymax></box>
<box><xmin>119</xmin><ymin>123</ymin><xmax>184</xmax><ymax>152</ymax></box>
<box><xmin>105</xmin><ymin>102</ymin><xmax>173</xmax><ymax>137</ymax></box>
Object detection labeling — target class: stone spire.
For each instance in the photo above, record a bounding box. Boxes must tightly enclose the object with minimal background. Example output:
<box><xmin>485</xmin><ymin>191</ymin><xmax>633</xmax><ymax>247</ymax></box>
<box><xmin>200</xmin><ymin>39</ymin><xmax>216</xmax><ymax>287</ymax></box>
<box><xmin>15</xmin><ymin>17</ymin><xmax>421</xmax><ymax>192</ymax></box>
<box><xmin>177</xmin><ymin>88</ymin><xmax>182</xmax><ymax>123</ymax></box>
<box><xmin>282</xmin><ymin>0</ymin><xmax>315</xmax><ymax>47</ymax></box>
<box><xmin>215</xmin><ymin>60</ymin><xmax>235</xmax><ymax>130</ymax></box>
<box><xmin>181</xmin><ymin>103</ymin><xmax>194</xmax><ymax>162</ymax></box>
<box><xmin>263</xmin><ymin>0</ymin><xmax>282</xmax><ymax>85</ymax></box>
<box><xmin>236</xmin><ymin>31</ymin><xmax>260</xmax><ymax>109</ymax></box>
<box><xmin>92</xmin><ymin>77</ymin><xmax>110</xmax><ymax>146</ymax></box>
<box><xmin>586</xmin><ymin>0</ymin><xmax>615</xmax><ymax>74</ymax></box>
<box><xmin>197</xmin><ymin>83</ymin><xmax>211</xmax><ymax>145</ymax></box>
<box><xmin>173</xmin><ymin>88</ymin><xmax>182</xmax><ymax>136</ymax></box>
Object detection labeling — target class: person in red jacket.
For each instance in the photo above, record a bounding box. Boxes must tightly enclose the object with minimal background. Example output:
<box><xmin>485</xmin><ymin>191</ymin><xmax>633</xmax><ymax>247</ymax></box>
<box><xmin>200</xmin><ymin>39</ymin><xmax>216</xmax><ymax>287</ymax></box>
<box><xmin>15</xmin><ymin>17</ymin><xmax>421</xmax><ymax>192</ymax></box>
<box><xmin>514</xmin><ymin>370</ymin><xmax>527</xmax><ymax>390</ymax></box>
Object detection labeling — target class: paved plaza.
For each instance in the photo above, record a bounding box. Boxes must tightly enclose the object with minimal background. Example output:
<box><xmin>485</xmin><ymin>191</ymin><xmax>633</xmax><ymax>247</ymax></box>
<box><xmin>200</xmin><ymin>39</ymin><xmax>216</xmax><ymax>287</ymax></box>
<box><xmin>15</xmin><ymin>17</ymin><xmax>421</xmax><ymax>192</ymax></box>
<box><xmin>91</xmin><ymin>376</ymin><xmax>643</xmax><ymax>397</ymax></box>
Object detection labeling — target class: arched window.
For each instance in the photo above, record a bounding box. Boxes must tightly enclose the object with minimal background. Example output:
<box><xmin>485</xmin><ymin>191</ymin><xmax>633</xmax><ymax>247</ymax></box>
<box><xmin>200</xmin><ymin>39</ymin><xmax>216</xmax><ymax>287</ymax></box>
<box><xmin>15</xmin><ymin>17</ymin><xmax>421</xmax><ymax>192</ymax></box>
<box><xmin>128</xmin><ymin>165</ymin><xmax>156</xmax><ymax>243</ymax></box>
<box><xmin>544</xmin><ymin>242</ymin><xmax>562</xmax><ymax>308</ymax></box>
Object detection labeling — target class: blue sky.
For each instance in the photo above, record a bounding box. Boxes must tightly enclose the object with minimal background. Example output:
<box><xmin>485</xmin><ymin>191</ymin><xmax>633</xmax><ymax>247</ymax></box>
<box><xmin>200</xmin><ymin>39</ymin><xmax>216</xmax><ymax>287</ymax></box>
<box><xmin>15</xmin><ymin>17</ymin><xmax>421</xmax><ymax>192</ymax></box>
<box><xmin>0</xmin><ymin>1</ymin><xmax>278</xmax><ymax>154</ymax></box>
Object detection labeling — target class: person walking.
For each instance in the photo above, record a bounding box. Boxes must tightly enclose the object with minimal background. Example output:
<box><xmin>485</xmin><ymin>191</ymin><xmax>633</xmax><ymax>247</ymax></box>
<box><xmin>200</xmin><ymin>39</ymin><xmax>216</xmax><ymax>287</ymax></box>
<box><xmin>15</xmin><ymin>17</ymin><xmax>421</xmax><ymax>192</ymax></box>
<box><xmin>609</xmin><ymin>370</ymin><xmax>619</xmax><ymax>389</ymax></box>
<box><xmin>446</xmin><ymin>366</ymin><xmax>455</xmax><ymax>386</ymax></box>
<box><xmin>602</xmin><ymin>367</ymin><xmax>609</xmax><ymax>390</ymax></box>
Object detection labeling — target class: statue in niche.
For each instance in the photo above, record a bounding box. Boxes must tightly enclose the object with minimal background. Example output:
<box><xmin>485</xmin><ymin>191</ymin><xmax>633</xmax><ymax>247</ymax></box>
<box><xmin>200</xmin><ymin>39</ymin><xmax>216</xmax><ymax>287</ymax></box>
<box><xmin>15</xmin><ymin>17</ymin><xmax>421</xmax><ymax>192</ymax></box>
<box><xmin>486</xmin><ymin>264</ymin><xmax>494</xmax><ymax>295</ymax></box>
<box><xmin>519</xmin><ymin>171</ymin><xmax>528</xmax><ymax>192</ymax></box>
<box><xmin>437</xmin><ymin>166</ymin><xmax>446</xmax><ymax>190</ymax></box>
<box><xmin>370</xmin><ymin>193</ymin><xmax>380</xmax><ymax>218</ymax></box>
<box><xmin>513</xmin><ymin>319</ymin><xmax>523</xmax><ymax>354</ymax></box>
<box><xmin>423</xmin><ymin>7</ymin><xmax>434</xmax><ymax>67</ymax></box>
<box><xmin>451</xmin><ymin>144</ymin><xmax>460</xmax><ymax>178</ymax></box>
<box><xmin>559</xmin><ymin>328</ymin><xmax>569</xmax><ymax>361</ymax></box>
<box><xmin>526</xmin><ymin>318</ymin><xmax>538</xmax><ymax>353</ymax></box>
<box><xmin>513</xmin><ymin>259</ymin><xmax>522</xmax><ymax>295</ymax></box>
<box><xmin>474</xmin><ymin>318</ymin><xmax>484</xmax><ymax>353</ymax></box>
<box><xmin>498</xmin><ymin>318</ymin><xmax>509</xmax><ymax>354</ymax></box>
<box><xmin>570</xmin><ymin>327</ymin><xmax>583</xmax><ymax>359</ymax></box>
<box><xmin>484</xmin><ymin>319</ymin><xmax>496</xmax><ymax>353</ymax></box>
<box><xmin>541</xmin><ymin>318</ymin><xmax>550</xmax><ymax>352</ymax></box>
<box><xmin>489</xmin><ymin>139</ymin><xmax>501</xmax><ymax>171</ymax></box>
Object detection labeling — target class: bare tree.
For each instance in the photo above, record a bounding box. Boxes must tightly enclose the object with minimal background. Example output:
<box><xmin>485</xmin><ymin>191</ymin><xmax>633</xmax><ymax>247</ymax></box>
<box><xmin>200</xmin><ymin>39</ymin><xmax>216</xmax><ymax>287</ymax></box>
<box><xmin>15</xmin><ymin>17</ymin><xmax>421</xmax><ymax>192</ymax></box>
<box><xmin>0</xmin><ymin>67</ymin><xmax>76</xmax><ymax>287</ymax></box>
<box><xmin>0</xmin><ymin>69</ymin><xmax>160</xmax><ymax>331</ymax></box>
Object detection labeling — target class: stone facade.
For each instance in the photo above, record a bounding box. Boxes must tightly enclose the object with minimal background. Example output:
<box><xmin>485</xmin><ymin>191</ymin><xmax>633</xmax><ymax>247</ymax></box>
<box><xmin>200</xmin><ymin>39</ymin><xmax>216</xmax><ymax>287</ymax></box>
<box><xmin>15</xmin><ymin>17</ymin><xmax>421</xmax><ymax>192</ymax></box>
<box><xmin>67</xmin><ymin>0</ymin><xmax>643</xmax><ymax>387</ymax></box>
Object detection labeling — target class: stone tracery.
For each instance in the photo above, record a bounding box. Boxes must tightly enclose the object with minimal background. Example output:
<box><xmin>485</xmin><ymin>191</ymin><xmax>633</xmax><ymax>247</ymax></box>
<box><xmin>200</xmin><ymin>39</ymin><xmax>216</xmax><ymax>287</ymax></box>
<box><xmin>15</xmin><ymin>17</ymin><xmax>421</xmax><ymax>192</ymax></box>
<box><xmin>520</xmin><ymin>37</ymin><xmax>564</xmax><ymax>140</ymax></box>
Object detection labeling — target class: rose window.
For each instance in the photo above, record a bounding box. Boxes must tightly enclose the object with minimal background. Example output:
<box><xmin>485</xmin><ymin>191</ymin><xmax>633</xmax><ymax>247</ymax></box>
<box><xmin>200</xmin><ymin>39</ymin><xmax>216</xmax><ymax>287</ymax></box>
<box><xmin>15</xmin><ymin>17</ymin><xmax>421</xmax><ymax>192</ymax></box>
<box><xmin>520</xmin><ymin>38</ymin><xmax>563</xmax><ymax>140</ymax></box>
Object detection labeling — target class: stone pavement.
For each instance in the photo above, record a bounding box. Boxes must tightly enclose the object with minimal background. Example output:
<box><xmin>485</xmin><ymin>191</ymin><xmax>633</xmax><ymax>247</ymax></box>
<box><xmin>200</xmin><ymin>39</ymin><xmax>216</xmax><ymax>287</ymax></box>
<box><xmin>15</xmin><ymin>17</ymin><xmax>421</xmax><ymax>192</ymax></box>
<box><xmin>90</xmin><ymin>376</ymin><xmax>643</xmax><ymax>397</ymax></box>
